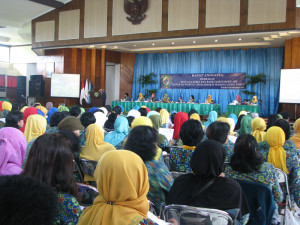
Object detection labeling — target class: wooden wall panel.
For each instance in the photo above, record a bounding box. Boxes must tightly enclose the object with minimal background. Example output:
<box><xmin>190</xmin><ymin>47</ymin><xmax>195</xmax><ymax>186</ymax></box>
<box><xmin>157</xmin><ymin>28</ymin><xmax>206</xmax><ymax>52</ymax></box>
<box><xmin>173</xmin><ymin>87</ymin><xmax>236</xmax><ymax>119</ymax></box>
<box><xmin>248</xmin><ymin>0</ymin><xmax>287</xmax><ymax>25</ymax></box>
<box><xmin>168</xmin><ymin>0</ymin><xmax>199</xmax><ymax>31</ymax></box>
<box><xmin>206</xmin><ymin>0</ymin><xmax>240</xmax><ymax>28</ymax></box>
<box><xmin>35</xmin><ymin>21</ymin><xmax>55</xmax><ymax>42</ymax></box>
<box><xmin>120</xmin><ymin>53</ymin><xmax>135</xmax><ymax>99</ymax></box>
<box><xmin>84</xmin><ymin>0</ymin><xmax>107</xmax><ymax>38</ymax></box>
<box><xmin>280</xmin><ymin>37</ymin><xmax>300</xmax><ymax>120</ymax></box>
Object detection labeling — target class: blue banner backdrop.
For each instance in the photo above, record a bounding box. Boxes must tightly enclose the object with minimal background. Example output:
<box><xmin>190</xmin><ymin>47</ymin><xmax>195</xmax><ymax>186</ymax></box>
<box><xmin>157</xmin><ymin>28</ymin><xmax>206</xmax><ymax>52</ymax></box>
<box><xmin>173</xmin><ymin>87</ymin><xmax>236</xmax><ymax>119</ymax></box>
<box><xmin>132</xmin><ymin>48</ymin><xmax>284</xmax><ymax>116</ymax></box>
<box><xmin>160</xmin><ymin>73</ymin><xmax>246</xmax><ymax>89</ymax></box>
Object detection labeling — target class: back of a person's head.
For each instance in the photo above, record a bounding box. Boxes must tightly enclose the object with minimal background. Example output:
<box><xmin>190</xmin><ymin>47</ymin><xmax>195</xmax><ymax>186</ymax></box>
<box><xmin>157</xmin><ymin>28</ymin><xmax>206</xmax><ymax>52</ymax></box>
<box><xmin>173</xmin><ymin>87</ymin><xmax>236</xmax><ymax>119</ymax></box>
<box><xmin>279</xmin><ymin>112</ymin><xmax>290</xmax><ymax>121</ymax></box>
<box><xmin>206</xmin><ymin>121</ymin><xmax>230</xmax><ymax>144</ymax></box>
<box><xmin>123</xmin><ymin>126</ymin><xmax>157</xmax><ymax>162</ymax></box>
<box><xmin>188</xmin><ymin>109</ymin><xmax>198</xmax><ymax>118</ymax></box>
<box><xmin>267</xmin><ymin>114</ymin><xmax>280</xmax><ymax>130</ymax></box>
<box><xmin>104</xmin><ymin>111</ymin><xmax>119</xmax><ymax>129</ymax></box>
<box><xmin>274</xmin><ymin>119</ymin><xmax>291</xmax><ymax>141</ymax></box>
<box><xmin>23</xmin><ymin>133</ymin><xmax>77</xmax><ymax>196</ymax></box>
<box><xmin>5</xmin><ymin>111</ymin><xmax>23</xmax><ymax>129</ymax></box>
<box><xmin>70</xmin><ymin>106</ymin><xmax>81</xmax><ymax>117</ymax></box>
<box><xmin>0</xmin><ymin>175</ymin><xmax>58</xmax><ymax>225</ymax></box>
<box><xmin>155</xmin><ymin>107</ymin><xmax>162</xmax><ymax>113</ymax></box>
<box><xmin>50</xmin><ymin>112</ymin><xmax>63</xmax><ymax>127</ymax></box>
<box><xmin>11</xmin><ymin>103</ymin><xmax>20</xmax><ymax>111</ymax></box>
<box><xmin>180</xmin><ymin>119</ymin><xmax>204</xmax><ymax>146</ymax></box>
<box><xmin>112</xmin><ymin>106</ymin><xmax>122</xmax><ymax>115</ymax></box>
<box><xmin>59</xmin><ymin>129</ymin><xmax>80</xmax><ymax>155</ymax></box>
<box><xmin>80</xmin><ymin>112</ymin><xmax>96</xmax><ymax>128</ymax></box>
<box><xmin>230</xmin><ymin>134</ymin><xmax>263</xmax><ymax>173</ymax></box>
<box><xmin>138</xmin><ymin>108</ymin><xmax>147</xmax><ymax>116</ymax></box>
<box><xmin>170</xmin><ymin>112</ymin><xmax>176</xmax><ymax>124</ymax></box>
<box><xmin>234</xmin><ymin>114</ymin><xmax>245</xmax><ymax>130</ymax></box>
<box><xmin>126</xmin><ymin>116</ymin><xmax>135</xmax><ymax>127</ymax></box>
<box><xmin>60</xmin><ymin>111</ymin><xmax>71</xmax><ymax>119</ymax></box>
<box><xmin>105</xmin><ymin>105</ymin><xmax>112</xmax><ymax>114</ymax></box>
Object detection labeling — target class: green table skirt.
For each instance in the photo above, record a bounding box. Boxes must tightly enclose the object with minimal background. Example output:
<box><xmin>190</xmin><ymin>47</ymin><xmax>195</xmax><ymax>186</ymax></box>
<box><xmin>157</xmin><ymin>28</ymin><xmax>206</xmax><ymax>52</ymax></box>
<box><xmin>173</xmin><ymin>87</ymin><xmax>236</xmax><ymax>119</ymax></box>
<box><xmin>226</xmin><ymin>105</ymin><xmax>260</xmax><ymax>116</ymax></box>
<box><xmin>112</xmin><ymin>101</ymin><xmax>221</xmax><ymax>115</ymax></box>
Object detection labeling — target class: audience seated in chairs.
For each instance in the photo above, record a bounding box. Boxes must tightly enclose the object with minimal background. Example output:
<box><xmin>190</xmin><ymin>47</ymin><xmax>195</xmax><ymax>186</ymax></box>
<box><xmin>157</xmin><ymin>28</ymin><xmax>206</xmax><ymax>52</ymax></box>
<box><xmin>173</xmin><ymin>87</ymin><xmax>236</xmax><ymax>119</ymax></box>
<box><xmin>169</xmin><ymin>119</ymin><xmax>204</xmax><ymax>172</ymax></box>
<box><xmin>104</xmin><ymin>106</ymin><xmax>122</xmax><ymax>129</ymax></box>
<box><xmin>104</xmin><ymin>116</ymin><xmax>129</xmax><ymax>149</ymax></box>
<box><xmin>149</xmin><ymin>114</ymin><xmax>170</xmax><ymax>150</ymax></box>
<box><xmin>78</xmin><ymin>150</ymin><xmax>169</xmax><ymax>225</ymax></box>
<box><xmin>258</xmin><ymin>126</ymin><xmax>300</xmax><ymax>209</ymax></box>
<box><xmin>166</xmin><ymin>139</ymin><xmax>249</xmax><ymax>224</ymax></box>
<box><xmin>206</xmin><ymin>121</ymin><xmax>234</xmax><ymax>162</ymax></box>
<box><xmin>80</xmin><ymin>124</ymin><xmax>116</xmax><ymax>183</ymax></box>
<box><xmin>0</xmin><ymin>175</ymin><xmax>58</xmax><ymax>225</ymax></box>
<box><xmin>124</xmin><ymin>125</ymin><xmax>173</xmax><ymax>213</ymax></box>
<box><xmin>79</xmin><ymin>112</ymin><xmax>96</xmax><ymax>147</ymax></box>
<box><xmin>23</xmin><ymin>133</ymin><xmax>82</xmax><ymax>224</ymax></box>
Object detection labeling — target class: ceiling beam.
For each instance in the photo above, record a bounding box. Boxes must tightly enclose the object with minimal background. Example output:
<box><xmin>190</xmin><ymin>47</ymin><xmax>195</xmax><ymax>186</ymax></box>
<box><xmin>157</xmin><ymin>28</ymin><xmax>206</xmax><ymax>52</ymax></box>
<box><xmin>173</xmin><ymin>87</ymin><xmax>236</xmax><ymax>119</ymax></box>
<box><xmin>29</xmin><ymin>0</ymin><xmax>65</xmax><ymax>9</ymax></box>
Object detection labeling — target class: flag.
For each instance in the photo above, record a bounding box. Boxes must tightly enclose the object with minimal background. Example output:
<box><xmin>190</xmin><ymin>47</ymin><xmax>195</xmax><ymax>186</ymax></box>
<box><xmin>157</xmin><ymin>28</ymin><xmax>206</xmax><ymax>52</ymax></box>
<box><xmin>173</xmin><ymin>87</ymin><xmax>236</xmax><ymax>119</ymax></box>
<box><xmin>84</xmin><ymin>79</ymin><xmax>89</xmax><ymax>103</ymax></box>
<box><xmin>79</xmin><ymin>80</ymin><xmax>85</xmax><ymax>105</ymax></box>
<box><xmin>87</xmin><ymin>80</ymin><xmax>92</xmax><ymax>104</ymax></box>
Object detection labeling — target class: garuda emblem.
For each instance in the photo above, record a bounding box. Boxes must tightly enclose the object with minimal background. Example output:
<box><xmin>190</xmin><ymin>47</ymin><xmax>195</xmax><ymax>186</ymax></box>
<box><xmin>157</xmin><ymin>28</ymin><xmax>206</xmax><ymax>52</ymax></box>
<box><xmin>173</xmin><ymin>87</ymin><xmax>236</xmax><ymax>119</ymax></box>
<box><xmin>124</xmin><ymin>0</ymin><xmax>148</xmax><ymax>25</ymax></box>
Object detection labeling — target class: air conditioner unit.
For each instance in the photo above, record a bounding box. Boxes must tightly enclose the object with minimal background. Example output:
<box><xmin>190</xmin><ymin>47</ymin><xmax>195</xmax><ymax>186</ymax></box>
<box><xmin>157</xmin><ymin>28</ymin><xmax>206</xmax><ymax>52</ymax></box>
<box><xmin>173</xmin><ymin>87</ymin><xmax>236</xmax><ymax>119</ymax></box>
<box><xmin>0</xmin><ymin>87</ymin><xmax>6</xmax><ymax>97</ymax></box>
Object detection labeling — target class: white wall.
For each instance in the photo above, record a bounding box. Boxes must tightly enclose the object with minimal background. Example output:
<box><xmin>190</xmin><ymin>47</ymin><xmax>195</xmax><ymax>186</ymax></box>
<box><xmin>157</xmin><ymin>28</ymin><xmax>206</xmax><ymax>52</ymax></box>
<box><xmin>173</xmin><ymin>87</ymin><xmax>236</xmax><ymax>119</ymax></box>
<box><xmin>105</xmin><ymin>64</ymin><xmax>120</xmax><ymax>106</ymax></box>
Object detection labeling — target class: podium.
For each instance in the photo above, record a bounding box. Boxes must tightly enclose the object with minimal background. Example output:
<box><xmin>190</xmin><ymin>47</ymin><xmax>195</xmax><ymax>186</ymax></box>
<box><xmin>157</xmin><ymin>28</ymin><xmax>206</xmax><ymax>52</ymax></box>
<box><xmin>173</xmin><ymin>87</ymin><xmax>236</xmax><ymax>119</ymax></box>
<box><xmin>91</xmin><ymin>92</ymin><xmax>105</xmax><ymax>107</ymax></box>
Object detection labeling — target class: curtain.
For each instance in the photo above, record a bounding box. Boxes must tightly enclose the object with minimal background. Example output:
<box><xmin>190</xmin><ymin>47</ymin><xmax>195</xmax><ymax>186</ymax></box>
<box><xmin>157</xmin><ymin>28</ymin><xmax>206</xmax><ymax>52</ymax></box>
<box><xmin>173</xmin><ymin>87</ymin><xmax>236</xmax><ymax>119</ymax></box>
<box><xmin>0</xmin><ymin>75</ymin><xmax>5</xmax><ymax>87</ymax></box>
<box><xmin>132</xmin><ymin>48</ymin><xmax>284</xmax><ymax>116</ymax></box>
<box><xmin>7</xmin><ymin>76</ymin><xmax>17</xmax><ymax>88</ymax></box>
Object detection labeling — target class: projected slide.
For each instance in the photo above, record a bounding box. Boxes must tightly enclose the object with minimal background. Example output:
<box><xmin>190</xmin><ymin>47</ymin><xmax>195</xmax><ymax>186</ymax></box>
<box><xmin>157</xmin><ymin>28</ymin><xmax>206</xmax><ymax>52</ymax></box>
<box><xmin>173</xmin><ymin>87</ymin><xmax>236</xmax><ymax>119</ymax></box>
<box><xmin>51</xmin><ymin>73</ymin><xmax>80</xmax><ymax>98</ymax></box>
<box><xmin>279</xmin><ymin>69</ymin><xmax>300</xmax><ymax>104</ymax></box>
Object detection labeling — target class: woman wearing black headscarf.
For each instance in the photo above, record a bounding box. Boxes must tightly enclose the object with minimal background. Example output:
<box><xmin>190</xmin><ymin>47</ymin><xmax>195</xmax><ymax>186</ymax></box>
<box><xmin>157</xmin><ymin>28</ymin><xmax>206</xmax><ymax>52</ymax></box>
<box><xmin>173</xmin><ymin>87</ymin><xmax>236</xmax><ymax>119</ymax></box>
<box><xmin>166</xmin><ymin>139</ymin><xmax>249</xmax><ymax>223</ymax></box>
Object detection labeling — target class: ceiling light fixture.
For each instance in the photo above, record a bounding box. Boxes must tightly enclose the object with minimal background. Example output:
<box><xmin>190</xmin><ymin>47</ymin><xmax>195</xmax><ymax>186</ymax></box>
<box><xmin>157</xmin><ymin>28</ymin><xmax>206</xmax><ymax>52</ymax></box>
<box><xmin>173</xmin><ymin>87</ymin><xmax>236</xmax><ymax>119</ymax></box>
<box><xmin>215</xmin><ymin>40</ymin><xmax>218</xmax><ymax>43</ymax></box>
<box><xmin>279</xmin><ymin>32</ymin><xmax>289</xmax><ymax>37</ymax></box>
<box><xmin>133</xmin><ymin>44</ymin><xmax>136</xmax><ymax>47</ymax></box>
<box><xmin>171</xmin><ymin>42</ymin><xmax>175</xmax><ymax>45</ymax></box>
<box><xmin>152</xmin><ymin>43</ymin><xmax>155</xmax><ymax>46</ymax></box>
<box><xmin>270</xmin><ymin>34</ymin><xmax>281</xmax><ymax>39</ymax></box>
<box><xmin>238</xmin><ymin>38</ymin><xmax>242</xmax><ymax>41</ymax></box>
<box><xmin>193</xmin><ymin>41</ymin><xmax>196</xmax><ymax>44</ymax></box>
<box><xmin>263</xmin><ymin>37</ymin><xmax>273</xmax><ymax>41</ymax></box>
<box><xmin>89</xmin><ymin>45</ymin><xmax>94</xmax><ymax>48</ymax></box>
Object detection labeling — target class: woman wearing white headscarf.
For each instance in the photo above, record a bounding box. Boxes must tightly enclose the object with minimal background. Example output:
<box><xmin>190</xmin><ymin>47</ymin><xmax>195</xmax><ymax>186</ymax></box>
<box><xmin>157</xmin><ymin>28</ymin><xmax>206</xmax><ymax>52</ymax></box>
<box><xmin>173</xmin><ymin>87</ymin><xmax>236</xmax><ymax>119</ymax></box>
<box><xmin>94</xmin><ymin>112</ymin><xmax>107</xmax><ymax>129</ymax></box>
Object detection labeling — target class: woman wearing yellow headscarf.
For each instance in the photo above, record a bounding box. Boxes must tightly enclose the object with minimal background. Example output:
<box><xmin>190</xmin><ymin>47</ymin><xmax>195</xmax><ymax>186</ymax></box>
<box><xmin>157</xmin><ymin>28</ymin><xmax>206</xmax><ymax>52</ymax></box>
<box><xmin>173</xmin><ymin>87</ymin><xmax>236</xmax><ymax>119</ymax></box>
<box><xmin>2</xmin><ymin>101</ymin><xmax>12</xmax><ymax>117</ymax></box>
<box><xmin>251</xmin><ymin>117</ymin><xmax>266</xmax><ymax>143</ymax></box>
<box><xmin>131</xmin><ymin>116</ymin><xmax>162</xmax><ymax>161</ymax></box>
<box><xmin>290</xmin><ymin>118</ymin><xmax>300</xmax><ymax>149</ymax></box>
<box><xmin>159</xmin><ymin>109</ymin><xmax>170</xmax><ymax>128</ymax></box>
<box><xmin>20</xmin><ymin>106</ymin><xmax>28</xmax><ymax>113</ymax></box>
<box><xmin>78</xmin><ymin>150</ymin><xmax>154</xmax><ymax>225</ymax></box>
<box><xmin>138</xmin><ymin>93</ymin><xmax>144</xmax><ymax>102</ymax></box>
<box><xmin>252</xmin><ymin>96</ymin><xmax>258</xmax><ymax>104</ymax></box>
<box><xmin>35</xmin><ymin>105</ymin><xmax>48</xmax><ymax>116</ymax></box>
<box><xmin>205</xmin><ymin>94</ymin><xmax>214</xmax><ymax>104</ymax></box>
<box><xmin>24</xmin><ymin>114</ymin><xmax>47</xmax><ymax>144</ymax></box>
<box><xmin>80</xmin><ymin>124</ymin><xmax>116</xmax><ymax>181</ymax></box>
<box><xmin>266</xmin><ymin>126</ymin><xmax>289</xmax><ymax>174</ymax></box>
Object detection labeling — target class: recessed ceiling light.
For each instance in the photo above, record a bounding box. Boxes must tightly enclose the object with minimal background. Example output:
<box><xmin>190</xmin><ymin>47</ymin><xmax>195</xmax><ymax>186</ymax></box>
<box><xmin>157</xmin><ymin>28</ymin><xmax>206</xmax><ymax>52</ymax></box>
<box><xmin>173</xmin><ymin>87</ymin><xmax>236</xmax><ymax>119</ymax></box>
<box><xmin>270</xmin><ymin>34</ymin><xmax>281</xmax><ymax>39</ymax></box>
<box><xmin>279</xmin><ymin>32</ymin><xmax>289</xmax><ymax>37</ymax></box>
<box><xmin>113</xmin><ymin>46</ymin><xmax>118</xmax><ymax>49</ymax></box>
<box><xmin>215</xmin><ymin>40</ymin><xmax>218</xmax><ymax>43</ymax></box>
<box><xmin>89</xmin><ymin>45</ymin><xmax>94</xmax><ymax>48</ymax></box>
<box><xmin>171</xmin><ymin>42</ymin><xmax>175</xmax><ymax>45</ymax></box>
<box><xmin>193</xmin><ymin>41</ymin><xmax>196</xmax><ymax>44</ymax></box>
<box><xmin>152</xmin><ymin>43</ymin><xmax>155</xmax><ymax>46</ymax></box>
<box><xmin>263</xmin><ymin>37</ymin><xmax>273</xmax><ymax>41</ymax></box>
<box><xmin>238</xmin><ymin>38</ymin><xmax>242</xmax><ymax>41</ymax></box>
<box><xmin>101</xmin><ymin>45</ymin><xmax>106</xmax><ymax>49</ymax></box>
<box><xmin>133</xmin><ymin>44</ymin><xmax>136</xmax><ymax>47</ymax></box>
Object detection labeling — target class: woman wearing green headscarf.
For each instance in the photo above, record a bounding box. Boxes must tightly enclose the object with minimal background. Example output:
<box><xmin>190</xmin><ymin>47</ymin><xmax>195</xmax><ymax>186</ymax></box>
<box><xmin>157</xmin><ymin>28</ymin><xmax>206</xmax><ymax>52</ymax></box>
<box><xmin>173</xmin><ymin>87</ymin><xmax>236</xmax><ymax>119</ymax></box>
<box><xmin>239</xmin><ymin>116</ymin><xmax>252</xmax><ymax>134</ymax></box>
<box><xmin>149</xmin><ymin>115</ymin><xmax>169</xmax><ymax>150</ymax></box>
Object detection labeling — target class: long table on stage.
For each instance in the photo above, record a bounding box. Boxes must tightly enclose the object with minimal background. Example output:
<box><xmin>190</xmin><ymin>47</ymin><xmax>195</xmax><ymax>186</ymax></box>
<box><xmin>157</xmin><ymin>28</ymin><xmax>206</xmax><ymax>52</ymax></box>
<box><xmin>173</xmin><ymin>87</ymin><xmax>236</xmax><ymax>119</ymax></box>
<box><xmin>226</xmin><ymin>105</ymin><xmax>260</xmax><ymax>115</ymax></box>
<box><xmin>112</xmin><ymin>101</ymin><xmax>221</xmax><ymax>115</ymax></box>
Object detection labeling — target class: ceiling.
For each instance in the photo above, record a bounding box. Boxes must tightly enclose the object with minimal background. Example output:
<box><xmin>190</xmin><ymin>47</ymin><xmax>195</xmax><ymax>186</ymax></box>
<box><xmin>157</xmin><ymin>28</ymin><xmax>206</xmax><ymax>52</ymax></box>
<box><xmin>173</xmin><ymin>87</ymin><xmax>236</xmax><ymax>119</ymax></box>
<box><xmin>1</xmin><ymin>0</ymin><xmax>300</xmax><ymax>53</ymax></box>
<box><xmin>0</xmin><ymin>0</ymin><xmax>71</xmax><ymax>45</ymax></box>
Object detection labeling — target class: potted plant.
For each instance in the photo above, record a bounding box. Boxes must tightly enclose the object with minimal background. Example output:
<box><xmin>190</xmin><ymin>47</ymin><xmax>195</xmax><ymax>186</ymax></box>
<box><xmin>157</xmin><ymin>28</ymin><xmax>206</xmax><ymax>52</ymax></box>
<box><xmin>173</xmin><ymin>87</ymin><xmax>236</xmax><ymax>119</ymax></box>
<box><xmin>242</xmin><ymin>74</ymin><xmax>266</xmax><ymax>102</ymax></box>
<box><xmin>137</xmin><ymin>72</ymin><xmax>157</xmax><ymax>98</ymax></box>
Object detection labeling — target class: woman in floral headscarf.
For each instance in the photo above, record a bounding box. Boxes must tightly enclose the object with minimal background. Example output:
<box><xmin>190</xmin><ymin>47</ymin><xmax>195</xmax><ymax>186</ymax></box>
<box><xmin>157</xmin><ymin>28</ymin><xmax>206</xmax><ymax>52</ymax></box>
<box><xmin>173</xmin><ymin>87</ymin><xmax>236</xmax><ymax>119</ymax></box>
<box><xmin>162</xmin><ymin>94</ymin><xmax>170</xmax><ymax>103</ymax></box>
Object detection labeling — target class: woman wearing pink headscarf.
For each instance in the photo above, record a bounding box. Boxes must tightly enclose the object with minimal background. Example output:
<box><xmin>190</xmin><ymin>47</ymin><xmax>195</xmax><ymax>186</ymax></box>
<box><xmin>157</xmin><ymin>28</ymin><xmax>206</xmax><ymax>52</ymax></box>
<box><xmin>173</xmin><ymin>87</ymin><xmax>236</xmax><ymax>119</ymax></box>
<box><xmin>0</xmin><ymin>127</ymin><xmax>27</xmax><ymax>175</ymax></box>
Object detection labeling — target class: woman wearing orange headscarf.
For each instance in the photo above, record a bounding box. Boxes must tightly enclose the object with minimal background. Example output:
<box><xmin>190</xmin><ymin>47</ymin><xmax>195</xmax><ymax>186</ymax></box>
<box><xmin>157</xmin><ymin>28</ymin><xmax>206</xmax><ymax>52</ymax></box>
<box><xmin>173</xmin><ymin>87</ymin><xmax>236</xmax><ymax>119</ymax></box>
<box><xmin>78</xmin><ymin>150</ymin><xmax>159</xmax><ymax>225</ymax></box>
<box><xmin>205</xmin><ymin>95</ymin><xmax>214</xmax><ymax>104</ymax></box>
<box><xmin>290</xmin><ymin>118</ymin><xmax>300</xmax><ymax>149</ymax></box>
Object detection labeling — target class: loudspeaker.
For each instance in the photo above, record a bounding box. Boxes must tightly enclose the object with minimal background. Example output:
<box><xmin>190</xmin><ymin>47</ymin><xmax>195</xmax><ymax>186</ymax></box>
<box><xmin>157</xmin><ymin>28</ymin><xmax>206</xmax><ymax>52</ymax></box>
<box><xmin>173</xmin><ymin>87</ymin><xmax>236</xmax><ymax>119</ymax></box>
<box><xmin>30</xmin><ymin>75</ymin><xmax>43</xmax><ymax>81</ymax></box>
<box><xmin>29</xmin><ymin>80</ymin><xmax>45</xmax><ymax>97</ymax></box>
<box><xmin>17</xmin><ymin>76</ymin><xmax>26</xmax><ymax>103</ymax></box>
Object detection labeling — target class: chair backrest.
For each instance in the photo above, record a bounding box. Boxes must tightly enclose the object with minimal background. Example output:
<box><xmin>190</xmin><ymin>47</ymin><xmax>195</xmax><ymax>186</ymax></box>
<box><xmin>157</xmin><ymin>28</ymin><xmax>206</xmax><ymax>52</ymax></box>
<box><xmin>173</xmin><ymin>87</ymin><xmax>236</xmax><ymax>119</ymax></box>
<box><xmin>77</xmin><ymin>183</ymin><xmax>99</xmax><ymax>207</ymax></box>
<box><xmin>274</xmin><ymin>167</ymin><xmax>291</xmax><ymax>208</ymax></box>
<box><xmin>170</xmin><ymin>171</ymin><xmax>186</xmax><ymax>179</ymax></box>
<box><xmin>79</xmin><ymin>159</ymin><xmax>98</xmax><ymax>177</ymax></box>
<box><xmin>162</xmin><ymin>204</ymin><xmax>233</xmax><ymax>225</ymax></box>
<box><xmin>163</xmin><ymin>154</ymin><xmax>170</xmax><ymax>170</ymax></box>
<box><xmin>236</xmin><ymin>180</ymin><xmax>276</xmax><ymax>225</ymax></box>
<box><xmin>73</xmin><ymin>160</ymin><xmax>84</xmax><ymax>183</ymax></box>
